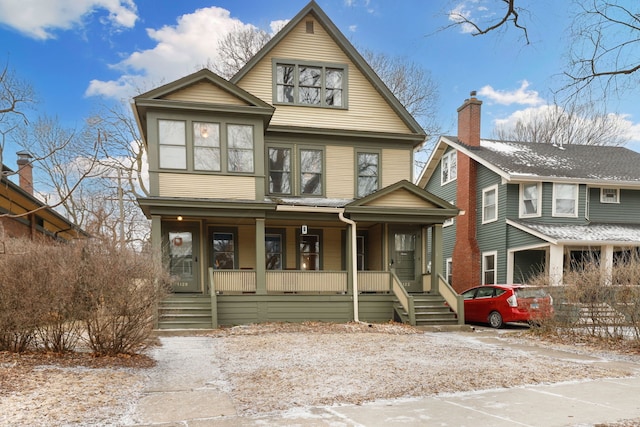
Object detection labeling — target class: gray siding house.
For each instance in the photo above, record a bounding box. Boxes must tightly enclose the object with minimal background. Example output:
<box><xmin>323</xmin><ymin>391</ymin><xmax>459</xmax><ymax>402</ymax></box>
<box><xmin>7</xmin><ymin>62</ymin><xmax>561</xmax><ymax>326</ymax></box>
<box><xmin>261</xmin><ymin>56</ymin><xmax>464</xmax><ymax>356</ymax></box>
<box><xmin>418</xmin><ymin>93</ymin><xmax>640</xmax><ymax>291</ymax></box>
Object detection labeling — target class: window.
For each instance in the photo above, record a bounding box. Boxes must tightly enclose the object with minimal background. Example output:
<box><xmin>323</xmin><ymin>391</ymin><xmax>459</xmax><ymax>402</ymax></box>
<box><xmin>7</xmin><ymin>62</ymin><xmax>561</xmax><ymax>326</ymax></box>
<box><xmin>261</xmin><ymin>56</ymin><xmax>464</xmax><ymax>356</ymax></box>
<box><xmin>265</xmin><ymin>233</ymin><xmax>284</xmax><ymax>270</ymax></box>
<box><xmin>300</xmin><ymin>149</ymin><xmax>322</xmax><ymax>195</ymax></box>
<box><xmin>275</xmin><ymin>61</ymin><xmax>345</xmax><ymax>108</ymax></box>
<box><xmin>520</xmin><ymin>183</ymin><xmax>540</xmax><ymax>217</ymax></box>
<box><xmin>482</xmin><ymin>185</ymin><xmax>498</xmax><ymax>223</ymax></box>
<box><xmin>357</xmin><ymin>235</ymin><xmax>366</xmax><ymax>270</ymax></box>
<box><xmin>553</xmin><ymin>183</ymin><xmax>578</xmax><ymax>217</ymax></box>
<box><xmin>300</xmin><ymin>233</ymin><xmax>320</xmax><ymax>270</ymax></box>
<box><xmin>356</xmin><ymin>152</ymin><xmax>379</xmax><ymax>197</ymax></box>
<box><xmin>193</xmin><ymin>122</ymin><xmax>220</xmax><ymax>171</ymax></box>
<box><xmin>159</xmin><ymin>119</ymin><xmax>186</xmax><ymax>169</ymax></box>
<box><xmin>446</xmin><ymin>258</ymin><xmax>453</xmax><ymax>285</ymax></box>
<box><xmin>227</xmin><ymin>124</ymin><xmax>254</xmax><ymax>173</ymax></box>
<box><xmin>441</xmin><ymin>150</ymin><xmax>457</xmax><ymax>185</ymax></box>
<box><xmin>213</xmin><ymin>231</ymin><xmax>235</xmax><ymax>269</ymax></box>
<box><xmin>601</xmin><ymin>188</ymin><xmax>619</xmax><ymax>204</ymax></box>
<box><xmin>268</xmin><ymin>147</ymin><xmax>291</xmax><ymax>194</ymax></box>
<box><xmin>443</xmin><ymin>200</ymin><xmax>455</xmax><ymax>227</ymax></box>
<box><xmin>482</xmin><ymin>252</ymin><xmax>497</xmax><ymax>285</ymax></box>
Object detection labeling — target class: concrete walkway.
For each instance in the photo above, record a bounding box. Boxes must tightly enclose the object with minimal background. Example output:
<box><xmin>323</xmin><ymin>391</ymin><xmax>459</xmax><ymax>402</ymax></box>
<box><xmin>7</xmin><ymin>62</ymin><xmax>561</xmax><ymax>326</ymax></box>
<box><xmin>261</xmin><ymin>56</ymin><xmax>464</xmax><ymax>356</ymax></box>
<box><xmin>128</xmin><ymin>332</ymin><xmax>640</xmax><ymax>427</ymax></box>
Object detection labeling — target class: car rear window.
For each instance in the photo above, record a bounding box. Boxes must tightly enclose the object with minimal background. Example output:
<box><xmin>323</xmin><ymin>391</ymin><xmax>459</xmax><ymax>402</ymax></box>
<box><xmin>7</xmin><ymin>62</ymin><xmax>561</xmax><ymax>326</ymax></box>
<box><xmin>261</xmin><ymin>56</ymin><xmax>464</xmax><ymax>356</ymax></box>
<box><xmin>514</xmin><ymin>287</ymin><xmax>548</xmax><ymax>299</ymax></box>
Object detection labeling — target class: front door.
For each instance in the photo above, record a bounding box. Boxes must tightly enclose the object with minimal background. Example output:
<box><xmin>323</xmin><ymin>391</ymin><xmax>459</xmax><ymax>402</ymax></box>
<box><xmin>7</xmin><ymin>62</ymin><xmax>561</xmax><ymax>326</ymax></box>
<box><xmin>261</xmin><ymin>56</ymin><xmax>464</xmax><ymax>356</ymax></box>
<box><xmin>390</xmin><ymin>226</ymin><xmax>421</xmax><ymax>292</ymax></box>
<box><xmin>167</xmin><ymin>224</ymin><xmax>200</xmax><ymax>293</ymax></box>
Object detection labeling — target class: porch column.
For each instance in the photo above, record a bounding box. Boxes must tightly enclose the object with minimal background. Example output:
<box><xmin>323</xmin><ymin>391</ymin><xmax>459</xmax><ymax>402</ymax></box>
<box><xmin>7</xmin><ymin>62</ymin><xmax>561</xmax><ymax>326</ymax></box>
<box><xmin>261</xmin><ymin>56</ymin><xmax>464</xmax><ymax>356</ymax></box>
<box><xmin>430</xmin><ymin>224</ymin><xmax>443</xmax><ymax>294</ymax></box>
<box><xmin>601</xmin><ymin>245</ymin><xmax>614</xmax><ymax>286</ymax></box>
<box><xmin>549</xmin><ymin>244</ymin><xmax>564</xmax><ymax>286</ymax></box>
<box><xmin>151</xmin><ymin>215</ymin><xmax>162</xmax><ymax>266</ymax></box>
<box><xmin>255</xmin><ymin>218</ymin><xmax>266</xmax><ymax>295</ymax></box>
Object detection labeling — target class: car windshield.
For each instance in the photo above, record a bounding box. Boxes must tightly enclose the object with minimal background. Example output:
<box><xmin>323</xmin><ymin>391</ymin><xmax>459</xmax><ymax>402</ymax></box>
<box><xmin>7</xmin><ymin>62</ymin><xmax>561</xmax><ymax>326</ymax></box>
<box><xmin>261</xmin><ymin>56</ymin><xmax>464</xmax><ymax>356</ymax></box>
<box><xmin>514</xmin><ymin>287</ymin><xmax>548</xmax><ymax>299</ymax></box>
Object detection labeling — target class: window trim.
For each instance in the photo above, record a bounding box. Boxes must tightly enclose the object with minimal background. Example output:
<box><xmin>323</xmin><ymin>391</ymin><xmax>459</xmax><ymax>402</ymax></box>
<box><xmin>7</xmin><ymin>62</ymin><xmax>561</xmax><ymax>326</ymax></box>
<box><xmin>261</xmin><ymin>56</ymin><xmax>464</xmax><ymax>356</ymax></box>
<box><xmin>482</xmin><ymin>184</ymin><xmax>498</xmax><ymax>224</ymax></box>
<box><xmin>445</xmin><ymin>257</ymin><xmax>453</xmax><ymax>285</ymax></box>
<box><xmin>441</xmin><ymin>150</ymin><xmax>457</xmax><ymax>185</ymax></box>
<box><xmin>297</xmin><ymin>228</ymin><xmax>323</xmax><ymax>270</ymax></box>
<box><xmin>600</xmin><ymin>188</ymin><xmax>620</xmax><ymax>204</ymax></box>
<box><xmin>443</xmin><ymin>200</ymin><xmax>455</xmax><ymax>227</ymax></box>
<box><xmin>482</xmin><ymin>251</ymin><xmax>498</xmax><ymax>285</ymax></box>
<box><xmin>519</xmin><ymin>182</ymin><xmax>541</xmax><ymax>218</ymax></box>
<box><xmin>158</xmin><ymin>119</ymin><xmax>187</xmax><ymax>170</ymax></box>
<box><xmin>552</xmin><ymin>183</ymin><xmax>579</xmax><ymax>217</ymax></box>
<box><xmin>265</xmin><ymin>228</ymin><xmax>286</xmax><ymax>270</ymax></box>
<box><xmin>355</xmin><ymin>149</ymin><xmax>380</xmax><ymax>198</ymax></box>
<box><xmin>298</xmin><ymin>146</ymin><xmax>325</xmax><ymax>197</ymax></box>
<box><xmin>272</xmin><ymin>59</ymin><xmax>348</xmax><ymax>109</ymax></box>
<box><xmin>266</xmin><ymin>145</ymin><xmax>293</xmax><ymax>195</ymax></box>
<box><xmin>211</xmin><ymin>227</ymin><xmax>238</xmax><ymax>270</ymax></box>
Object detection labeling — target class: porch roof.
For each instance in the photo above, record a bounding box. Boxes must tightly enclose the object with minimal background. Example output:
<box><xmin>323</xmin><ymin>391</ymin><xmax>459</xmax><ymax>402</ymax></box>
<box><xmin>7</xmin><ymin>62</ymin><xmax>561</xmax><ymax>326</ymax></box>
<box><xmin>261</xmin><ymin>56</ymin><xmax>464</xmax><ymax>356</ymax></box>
<box><xmin>508</xmin><ymin>219</ymin><xmax>640</xmax><ymax>246</ymax></box>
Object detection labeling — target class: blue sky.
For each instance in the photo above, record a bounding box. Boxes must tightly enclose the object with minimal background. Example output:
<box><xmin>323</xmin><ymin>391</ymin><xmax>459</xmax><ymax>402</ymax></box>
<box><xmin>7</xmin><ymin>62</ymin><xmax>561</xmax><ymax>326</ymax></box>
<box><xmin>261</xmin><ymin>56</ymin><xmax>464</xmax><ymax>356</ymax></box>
<box><xmin>1</xmin><ymin>0</ymin><xmax>639</xmax><ymax>168</ymax></box>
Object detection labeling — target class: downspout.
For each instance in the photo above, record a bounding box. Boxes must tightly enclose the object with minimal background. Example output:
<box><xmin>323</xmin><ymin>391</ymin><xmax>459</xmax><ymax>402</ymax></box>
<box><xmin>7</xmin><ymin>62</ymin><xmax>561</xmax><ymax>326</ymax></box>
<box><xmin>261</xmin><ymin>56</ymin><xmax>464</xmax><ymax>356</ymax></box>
<box><xmin>338</xmin><ymin>211</ymin><xmax>359</xmax><ymax>323</ymax></box>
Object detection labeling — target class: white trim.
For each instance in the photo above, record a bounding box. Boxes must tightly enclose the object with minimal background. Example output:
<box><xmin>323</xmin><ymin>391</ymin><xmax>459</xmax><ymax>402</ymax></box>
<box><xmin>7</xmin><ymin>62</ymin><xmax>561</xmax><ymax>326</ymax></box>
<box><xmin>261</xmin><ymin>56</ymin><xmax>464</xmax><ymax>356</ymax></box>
<box><xmin>482</xmin><ymin>251</ymin><xmax>498</xmax><ymax>285</ymax></box>
<box><xmin>445</xmin><ymin>257</ymin><xmax>453</xmax><ymax>284</ymax></box>
<box><xmin>507</xmin><ymin>243</ymin><xmax>550</xmax><ymax>284</ymax></box>
<box><xmin>519</xmin><ymin>182</ymin><xmax>541</xmax><ymax>218</ymax></box>
<box><xmin>440</xmin><ymin>150</ymin><xmax>457</xmax><ymax>185</ymax></box>
<box><xmin>443</xmin><ymin>200</ymin><xmax>455</xmax><ymax>227</ymax></box>
<box><xmin>600</xmin><ymin>188</ymin><xmax>620</xmax><ymax>204</ymax></box>
<box><xmin>482</xmin><ymin>184</ymin><xmax>498</xmax><ymax>224</ymax></box>
<box><xmin>552</xmin><ymin>183</ymin><xmax>579</xmax><ymax>218</ymax></box>
<box><xmin>506</xmin><ymin>219</ymin><xmax>558</xmax><ymax>245</ymax></box>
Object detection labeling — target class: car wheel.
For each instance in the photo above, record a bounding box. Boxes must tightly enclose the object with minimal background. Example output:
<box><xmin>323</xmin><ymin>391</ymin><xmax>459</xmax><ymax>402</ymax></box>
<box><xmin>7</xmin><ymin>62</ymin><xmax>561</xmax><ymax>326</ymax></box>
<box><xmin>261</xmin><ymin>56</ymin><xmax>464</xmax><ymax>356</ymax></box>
<box><xmin>488</xmin><ymin>311</ymin><xmax>503</xmax><ymax>329</ymax></box>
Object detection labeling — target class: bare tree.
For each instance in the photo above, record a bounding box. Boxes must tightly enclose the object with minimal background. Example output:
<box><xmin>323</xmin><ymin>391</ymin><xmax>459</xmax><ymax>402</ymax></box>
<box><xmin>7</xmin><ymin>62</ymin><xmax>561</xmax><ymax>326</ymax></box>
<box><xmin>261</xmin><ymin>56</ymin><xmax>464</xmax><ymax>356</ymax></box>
<box><xmin>492</xmin><ymin>101</ymin><xmax>630</xmax><ymax>146</ymax></box>
<box><xmin>209</xmin><ymin>25</ymin><xmax>272</xmax><ymax>80</ymax></box>
<box><xmin>446</xmin><ymin>0</ymin><xmax>530</xmax><ymax>43</ymax></box>
<box><xmin>0</xmin><ymin>62</ymin><xmax>35</xmax><ymax>169</ymax></box>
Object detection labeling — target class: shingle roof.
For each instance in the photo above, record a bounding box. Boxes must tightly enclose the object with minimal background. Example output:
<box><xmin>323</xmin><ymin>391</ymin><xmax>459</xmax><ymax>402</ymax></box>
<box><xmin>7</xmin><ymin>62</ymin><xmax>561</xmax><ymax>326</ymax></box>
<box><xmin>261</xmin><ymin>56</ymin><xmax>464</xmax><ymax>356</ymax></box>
<box><xmin>511</xmin><ymin>219</ymin><xmax>640</xmax><ymax>244</ymax></box>
<box><xmin>448</xmin><ymin>137</ymin><xmax>640</xmax><ymax>183</ymax></box>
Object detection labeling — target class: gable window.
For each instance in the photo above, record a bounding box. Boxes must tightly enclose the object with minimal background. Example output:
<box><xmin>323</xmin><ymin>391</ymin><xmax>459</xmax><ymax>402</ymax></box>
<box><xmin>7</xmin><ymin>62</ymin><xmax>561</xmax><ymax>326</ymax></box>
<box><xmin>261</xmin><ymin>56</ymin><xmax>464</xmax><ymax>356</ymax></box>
<box><xmin>520</xmin><ymin>182</ymin><xmax>541</xmax><ymax>217</ymax></box>
<box><xmin>482</xmin><ymin>251</ymin><xmax>497</xmax><ymax>285</ymax></box>
<box><xmin>553</xmin><ymin>183</ymin><xmax>578</xmax><ymax>217</ymax></box>
<box><xmin>159</xmin><ymin>119</ymin><xmax>186</xmax><ymax>169</ymax></box>
<box><xmin>268</xmin><ymin>147</ymin><xmax>292</xmax><ymax>194</ymax></box>
<box><xmin>601</xmin><ymin>188</ymin><xmax>619</xmax><ymax>204</ymax></box>
<box><xmin>265</xmin><ymin>232</ymin><xmax>284</xmax><ymax>270</ymax></box>
<box><xmin>300</xmin><ymin>149</ymin><xmax>322</xmax><ymax>195</ymax></box>
<box><xmin>482</xmin><ymin>185</ymin><xmax>498</xmax><ymax>224</ymax></box>
<box><xmin>275</xmin><ymin>61</ymin><xmax>346</xmax><ymax>108</ymax></box>
<box><xmin>441</xmin><ymin>150</ymin><xmax>457</xmax><ymax>185</ymax></box>
<box><xmin>356</xmin><ymin>152</ymin><xmax>379</xmax><ymax>197</ymax></box>
<box><xmin>227</xmin><ymin>124</ymin><xmax>254</xmax><ymax>173</ymax></box>
<box><xmin>193</xmin><ymin>122</ymin><xmax>220</xmax><ymax>171</ymax></box>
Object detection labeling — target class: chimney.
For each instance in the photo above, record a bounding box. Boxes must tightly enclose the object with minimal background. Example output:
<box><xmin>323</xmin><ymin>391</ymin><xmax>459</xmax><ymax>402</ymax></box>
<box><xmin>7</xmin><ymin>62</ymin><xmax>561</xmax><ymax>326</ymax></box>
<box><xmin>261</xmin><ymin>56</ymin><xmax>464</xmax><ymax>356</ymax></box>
<box><xmin>16</xmin><ymin>151</ymin><xmax>34</xmax><ymax>195</ymax></box>
<box><xmin>457</xmin><ymin>90</ymin><xmax>482</xmax><ymax>147</ymax></box>
<box><xmin>451</xmin><ymin>92</ymin><xmax>481</xmax><ymax>292</ymax></box>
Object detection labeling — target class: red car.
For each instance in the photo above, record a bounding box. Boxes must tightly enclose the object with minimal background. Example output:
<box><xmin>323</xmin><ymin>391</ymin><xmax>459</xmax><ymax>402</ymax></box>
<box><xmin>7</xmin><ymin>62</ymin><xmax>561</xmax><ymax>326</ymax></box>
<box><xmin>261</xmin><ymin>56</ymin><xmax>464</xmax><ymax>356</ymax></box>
<box><xmin>461</xmin><ymin>284</ymin><xmax>554</xmax><ymax>328</ymax></box>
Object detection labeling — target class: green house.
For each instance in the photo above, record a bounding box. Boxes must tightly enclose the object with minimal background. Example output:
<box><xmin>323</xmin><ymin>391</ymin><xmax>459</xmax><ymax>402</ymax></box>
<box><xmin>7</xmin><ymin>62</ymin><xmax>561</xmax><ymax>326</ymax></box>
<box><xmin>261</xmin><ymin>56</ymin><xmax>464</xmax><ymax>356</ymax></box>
<box><xmin>418</xmin><ymin>93</ymin><xmax>640</xmax><ymax>292</ymax></box>
<box><xmin>133</xmin><ymin>1</ymin><xmax>460</xmax><ymax>329</ymax></box>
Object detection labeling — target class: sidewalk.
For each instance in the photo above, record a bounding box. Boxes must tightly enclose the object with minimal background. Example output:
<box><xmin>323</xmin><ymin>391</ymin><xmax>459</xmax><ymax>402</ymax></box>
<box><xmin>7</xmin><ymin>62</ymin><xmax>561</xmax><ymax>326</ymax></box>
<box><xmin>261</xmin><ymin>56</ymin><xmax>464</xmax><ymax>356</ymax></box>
<box><xmin>129</xmin><ymin>332</ymin><xmax>640</xmax><ymax>427</ymax></box>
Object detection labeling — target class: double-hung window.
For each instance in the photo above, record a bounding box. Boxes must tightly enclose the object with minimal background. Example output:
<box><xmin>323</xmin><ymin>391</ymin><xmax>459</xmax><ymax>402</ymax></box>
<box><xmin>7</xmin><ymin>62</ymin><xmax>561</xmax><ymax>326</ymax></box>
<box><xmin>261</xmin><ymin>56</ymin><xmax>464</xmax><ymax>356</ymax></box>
<box><xmin>275</xmin><ymin>61</ymin><xmax>346</xmax><ymax>108</ymax></box>
<box><xmin>193</xmin><ymin>122</ymin><xmax>220</xmax><ymax>171</ymax></box>
<box><xmin>227</xmin><ymin>124</ymin><xmax>254</xmax><ymax>173</ymax></box>
<box><xmin>356</xmin><ymin>152</ymin><xmax>379</xmax><ymax>197</ymax></box>
<box><xmin>441</xmin><ymin>150</ymin><xmax>457</xmax><ymax>185</ymax></box>
<box><xmin>267</xmin><ymin>145</ymin><xmax>324</xmax><ymax>196</ymax></box>
<box><xmin>300</xmin><ymin>149</ymin><xmax>322</xmax><ymax>195</ymax></box>
<box><xmin>268</xmin><ymin>147</ymin><xmax>292</xmax><ymax>194</ymax></box>
<box><xmin>265</xmin><ymin>232</ymin><xmax>284</xmax><ymax>270</ymax></box>
<box><xmin>553</xmin><ymin>183</ymin><xmax>578</xmax><ymax>217</ymax></box>
<box><xmin>159</xmin><ymin>119</ymin><xmax>186</xmax><ymax>169</ymax></box>
<box><xmin>482</xmin><ymin>185</ymin><xmax>498</xmax><ymax>224</ymax></box>
<box><xmin>213</xmin><ymin>231</ymin><xmax>235</xmax><ymax>270</ymax></box>
<box><xmin>482</xmin><ymin>252</ymin><xmax>497</xmax><ymax>285</ymax></box>
<box><xmin>300</xmin><ymin>233</ymin><xmax>320</xmax><ymax>270</ymax></box>
<box><xmin>520</xmin><ymin>182</ymin><xmax>541</xmax><ymax>217</ymax></box>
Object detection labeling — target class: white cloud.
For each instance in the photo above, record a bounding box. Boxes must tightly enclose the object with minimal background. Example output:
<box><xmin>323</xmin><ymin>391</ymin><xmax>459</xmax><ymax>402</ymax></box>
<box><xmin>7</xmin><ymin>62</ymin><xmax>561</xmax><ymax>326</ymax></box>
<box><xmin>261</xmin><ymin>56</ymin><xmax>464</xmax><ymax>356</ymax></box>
<box><xmin>85</xmin><ymin>6</ymin><xmax>281</xmax><ymax>101</ymax></box>
<box><xmin>349</xmin><ymin>25</ymin><xmax>358</xmax><ymax>32</ymax></box>
<box><xmin>0</xmin><ymin>0</ymin><xmax>137</xmax><ymax>40</ymax></box>
<box><xmin>478</xmin><ymin>81</ymin><xmax>544</xmax><ymax>106</ymax></box>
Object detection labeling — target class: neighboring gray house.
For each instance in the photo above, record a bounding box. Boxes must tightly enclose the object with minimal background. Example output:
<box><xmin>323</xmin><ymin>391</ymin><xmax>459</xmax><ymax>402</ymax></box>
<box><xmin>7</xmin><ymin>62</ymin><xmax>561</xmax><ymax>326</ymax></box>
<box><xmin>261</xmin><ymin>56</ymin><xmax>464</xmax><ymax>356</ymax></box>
<box><xmin>417</xmin><ymin>93</ymin><xmax>640</xmax><ymax>291</ymax></box>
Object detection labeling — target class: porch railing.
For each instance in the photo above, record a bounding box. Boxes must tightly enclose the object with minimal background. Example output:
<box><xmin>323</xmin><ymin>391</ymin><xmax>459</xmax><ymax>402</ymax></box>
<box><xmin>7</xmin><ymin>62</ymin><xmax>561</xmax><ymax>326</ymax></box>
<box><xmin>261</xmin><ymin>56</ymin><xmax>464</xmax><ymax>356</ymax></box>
<box><xmin>212</xmin><ymin>270</ymin><xmax>257</xmax><ymax>293</ymax></box>
<box><xmin>266</xmin><ymin>271</ymin><xmax>347</xmax><ymax>293</ymax></box>
<box><xmin>358</xmin><ymin>271</ymin><xmax>391</xmax><ymax>293</ymax></box>
<box><xmin>438</xmin><ymin>273</ymin><xmax>465</xmax><ymax>325</ymax></box>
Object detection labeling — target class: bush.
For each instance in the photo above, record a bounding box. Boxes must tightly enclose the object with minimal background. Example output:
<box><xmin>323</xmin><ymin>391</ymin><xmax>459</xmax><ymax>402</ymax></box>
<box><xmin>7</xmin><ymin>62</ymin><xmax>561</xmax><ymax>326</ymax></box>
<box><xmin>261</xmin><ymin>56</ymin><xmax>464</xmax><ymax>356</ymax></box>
<box><xmin>0</xmin><ymin>238</ymin><xmax>170</xmax><ymax>355</ymax></box>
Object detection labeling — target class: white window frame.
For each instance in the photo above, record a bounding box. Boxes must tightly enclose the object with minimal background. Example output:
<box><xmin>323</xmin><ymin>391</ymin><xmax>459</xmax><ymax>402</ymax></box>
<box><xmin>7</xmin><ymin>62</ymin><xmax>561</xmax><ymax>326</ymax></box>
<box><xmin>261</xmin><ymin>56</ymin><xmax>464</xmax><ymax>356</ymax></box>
<box><xmin>519</xmin><ymin>182</ymin><xmax>541</xmax><ymax>218</ymax></box>
<box><xmin>443</xmin><ymin>200</ymin><xmax>455</xmax><ymax>227</ymax></box>
<box><xmin>553</xmin><ymin>183</ymin><xmax>579</xmax><ymax>217</ymax></box>
<box><xmin>482</xmin><ymin>251</ymin><xmax>498</xmax><ymax>285</ymax></box>
<box><xmin>440</xmin><ymin>150</ymin><xmax>457</xmax><ymax>185</ymax></box>
<box><xmin>600</xmin><ymin>188</ymin><xmax>620</xmax><ymax>204</ymax></box>
<box><xmin>445</xmin><ymin>258</ymin><xmax>453</xmax><ymax>285</ymax></box>
<box><xmin>482</xmin><ymin>184</ymin><xmax>498</xmax><ymax>224</ymax></box>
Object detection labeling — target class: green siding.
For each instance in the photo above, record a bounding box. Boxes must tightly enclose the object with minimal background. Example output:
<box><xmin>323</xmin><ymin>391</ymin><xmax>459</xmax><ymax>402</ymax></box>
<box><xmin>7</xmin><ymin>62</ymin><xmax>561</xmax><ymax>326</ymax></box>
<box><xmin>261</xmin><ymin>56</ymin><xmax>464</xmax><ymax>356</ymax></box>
<box><xmin>539</xmin><ymin>182</ymin><xmax>589</xmax><ymax>224</ymax></box>
<box><xmin>507</xmin><ymin>224</ymin><xmax>546</xmax><ymax>248</ymax></box>
<box><xmin>513</xmin><ymin>250</ymin><xmax>546</xmax><ymax>283</ymax></box>
<box><xmin>589</xmin><ymin>187</ymin><xmax>640</xmax><ymax>223</ymax></box>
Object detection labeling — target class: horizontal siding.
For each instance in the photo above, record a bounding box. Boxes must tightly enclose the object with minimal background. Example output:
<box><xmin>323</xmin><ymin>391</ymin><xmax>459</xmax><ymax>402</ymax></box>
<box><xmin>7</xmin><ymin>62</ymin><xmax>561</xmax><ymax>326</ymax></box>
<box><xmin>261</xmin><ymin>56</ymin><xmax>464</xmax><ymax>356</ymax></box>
<box><xmin>366</xmin><ymin>188</ymin><xmax>436</xmax><ymax>208</ymax></box>
<box><xmin>589</xmin><ymin>188</ymin><xmax>640</xmax><ymax>223</ymax></box>
<box><xmin>158</xmin><ymin>173</ymin><xmax>255</xmax><ymax>199</ymax></box>
<box><xmin>382</xmin><ymin>149</ymin><xmax>411</xmax><ymax>186</ymax></box>
<box><xmin>326</xmin><ymin>145</ymin><xmax>354</xmax><ymax>198</ymax></box>
<box><xmin>237</xmin><ymin>17</ymin><xmax>412</xmax><ymax>135</ymax></box>
<box><xmin>163</xmin><ymin>81</ymin><xmax>248</xmax><ymax>105</ymax></box>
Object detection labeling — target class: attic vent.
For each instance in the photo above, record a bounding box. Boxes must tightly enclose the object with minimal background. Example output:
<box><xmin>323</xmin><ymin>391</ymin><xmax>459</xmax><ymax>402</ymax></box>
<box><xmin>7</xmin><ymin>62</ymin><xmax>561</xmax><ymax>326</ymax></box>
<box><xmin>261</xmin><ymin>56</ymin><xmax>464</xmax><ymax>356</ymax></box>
<box><xmin>306</xmin><ymin>20</ymin><xmax>314</xmax><ymax>34</ymax></box>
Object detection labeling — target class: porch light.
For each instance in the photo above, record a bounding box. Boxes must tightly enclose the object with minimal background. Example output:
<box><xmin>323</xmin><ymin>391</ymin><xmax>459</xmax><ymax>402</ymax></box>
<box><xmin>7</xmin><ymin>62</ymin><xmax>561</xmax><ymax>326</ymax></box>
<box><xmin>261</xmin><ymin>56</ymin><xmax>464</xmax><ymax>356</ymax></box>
<box><xmin>177</xmin><ymin>216</ymin><xmax>183</xmax><ymax>221</ymax></box>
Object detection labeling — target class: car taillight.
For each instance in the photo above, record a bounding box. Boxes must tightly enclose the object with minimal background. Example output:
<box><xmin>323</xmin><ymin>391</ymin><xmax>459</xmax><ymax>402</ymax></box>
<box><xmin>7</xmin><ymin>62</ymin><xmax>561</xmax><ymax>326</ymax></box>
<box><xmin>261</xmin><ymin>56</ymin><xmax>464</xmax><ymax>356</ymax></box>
<box><xmin>507</xmin><ymin>294</ymin><xmax>518</xmax><ymax>307</ymax></box>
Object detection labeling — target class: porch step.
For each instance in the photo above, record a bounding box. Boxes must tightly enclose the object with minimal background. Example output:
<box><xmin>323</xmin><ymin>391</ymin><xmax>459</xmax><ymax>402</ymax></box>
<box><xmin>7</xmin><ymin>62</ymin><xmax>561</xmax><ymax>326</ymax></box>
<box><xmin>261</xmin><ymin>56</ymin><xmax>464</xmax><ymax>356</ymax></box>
<box><xmin>394</xmin><ymin>294</ymin><xmax>458</xmax><ymax>326</ymax></box>
<box><xmin>157</xmin><ymin>295</ymin><xmax>213</xmax><ymax>329</ymax></box>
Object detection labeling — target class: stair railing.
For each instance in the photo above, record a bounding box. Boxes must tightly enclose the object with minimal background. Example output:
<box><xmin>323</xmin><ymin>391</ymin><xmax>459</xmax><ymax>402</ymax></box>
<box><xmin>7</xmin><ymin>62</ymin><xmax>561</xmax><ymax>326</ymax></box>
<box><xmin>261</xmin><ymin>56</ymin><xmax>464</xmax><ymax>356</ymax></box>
<box><xmin>209</xmin><ymin>267</ymin><xmax>219</xmax><ymax>329</ymax></box>
<box><xmin>391</xmin><ymin>271</ymin><xmax>415</xmax><ymax>326</ymax></box>
<box><xmin>438</xmin><ymin>273</ymin><xmax>465</xmax><ymax>325</ymax></box>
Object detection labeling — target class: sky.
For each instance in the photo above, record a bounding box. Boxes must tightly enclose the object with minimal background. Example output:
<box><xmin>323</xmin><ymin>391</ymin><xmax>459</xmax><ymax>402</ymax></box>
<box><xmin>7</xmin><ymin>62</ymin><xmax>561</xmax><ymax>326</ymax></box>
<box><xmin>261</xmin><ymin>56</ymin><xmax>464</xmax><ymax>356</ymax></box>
<box><xmin>1</xmin><ymin>0</ymin><xmax>639</xmax><ymax>170</ymax></box>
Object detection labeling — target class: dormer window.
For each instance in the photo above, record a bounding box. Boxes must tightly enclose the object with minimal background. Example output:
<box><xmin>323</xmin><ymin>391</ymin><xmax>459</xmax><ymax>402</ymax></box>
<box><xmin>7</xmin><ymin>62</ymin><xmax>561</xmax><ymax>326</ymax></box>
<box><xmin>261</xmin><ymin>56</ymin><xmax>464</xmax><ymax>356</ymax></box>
<box><xmin>274</xmin><ymin>60</ymin><xmax>346</xmax><ymax>108</ymax></box>
<box><xmin>600</xmin><ymin>188</ymin><xmax>619</xmax><ymax>204</ymax></box>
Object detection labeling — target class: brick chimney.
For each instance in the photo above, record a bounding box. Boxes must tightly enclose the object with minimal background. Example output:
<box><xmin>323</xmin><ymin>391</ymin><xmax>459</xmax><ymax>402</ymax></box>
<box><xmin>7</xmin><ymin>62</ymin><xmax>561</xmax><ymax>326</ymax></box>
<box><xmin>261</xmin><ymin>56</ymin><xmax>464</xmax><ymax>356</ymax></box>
<box><xmin>16</xmin><ymin>151</ymin><xmax>34</xmax><ymax>195</ymax></box>
<box><xmin>452</xmin><ymin>92</ymin><xmax>481</xmax><ymax>292</ymax></box>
